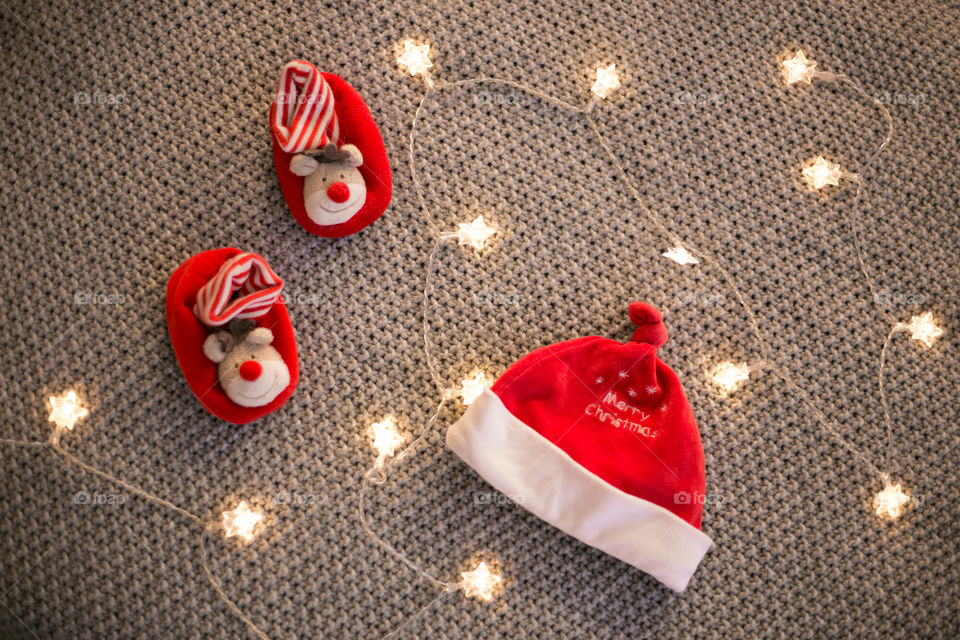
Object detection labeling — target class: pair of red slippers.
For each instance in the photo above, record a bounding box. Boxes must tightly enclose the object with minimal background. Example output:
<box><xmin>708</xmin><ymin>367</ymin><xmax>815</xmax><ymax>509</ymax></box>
<box><xmin>166</xmin><ymin>61</ymin><xmax>392</xmax><ymax>423</ymax></box>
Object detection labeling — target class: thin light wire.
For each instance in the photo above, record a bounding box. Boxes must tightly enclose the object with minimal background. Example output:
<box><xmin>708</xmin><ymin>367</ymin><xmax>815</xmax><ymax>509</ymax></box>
<box><xmin>50</xmin><ymin>440</ymin><xmax>203</xmax><ymax>525</ymax></box>
<box><xmin>767</xmin><ymin>365</ymin><xmax>883</xmax><ymax>476</ymax></box>
<box><xmin>200</xmin><ymin>530</ymin><xmax>271</xmax><ymax>640</ymax></box>
<box><xmin>382</xmin><ymin>587</ymin><xmax>456</xmax><ymax>640</ymax></box>
<box><xmin>421</xmin><ymin>240</ymin><xmax>444</xmax><ymax>390</ymax></box>
<box><xmin>834</xmin><ymin>74</ymin><xmax>902</xmax><ymax>477</ymax></box>
<box><xmin>583</xmin><ymin>113</ymin><xmax>770</xmax><ymax>363</ymax></box>
<box><xmin>45</xmin><ymin>435</ymin><xmax>277</xmax><ymax>636</ymax></box>
<box><xmin>878</xmin><ymin>325</ymin><xmax>901</xmax><ymax>474</ymax></box>
<box><xmin>0</xmin><ymin>438</ymin><xmax>46</xmax><ymax>447</ymax></box>
<box><xmin>409</xmin><ymin>85</ymin><xmax>441</xmax><ymax>237</ymax></box>
<box><xmin>358</xmin><ymin>397</ymin><xmax>453</xmax><ymax>591</ymax></box>
<box><xmin>410</xmin><ymin>77</ymin><xmax>591</xmax><ymax>390</ymax></box>
<box><xmin>835</xmin><ymin>74</ymin><xmax>895</xmax><ymax>316</ymax></box>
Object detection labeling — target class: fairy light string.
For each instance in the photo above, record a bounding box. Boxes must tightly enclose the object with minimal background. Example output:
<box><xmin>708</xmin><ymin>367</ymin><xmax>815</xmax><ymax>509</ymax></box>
<box><xmin>0</xmin><ymin>39</ymin><xmax>946</xmax><ymax>640</ymax></box>
<box><xmin>359</xmin><ymin>44</ymin><xmax>944</xmax><ymax>635</ymax></box>
<box><xmin>404</xmin><ymin>45</ymin><xmax>939</xmax><ymax>546</ymax></box>
<box><xmin>781</xmin><ymin>49</ymin><xmax>945</xmax><ymax>514</ymax></box>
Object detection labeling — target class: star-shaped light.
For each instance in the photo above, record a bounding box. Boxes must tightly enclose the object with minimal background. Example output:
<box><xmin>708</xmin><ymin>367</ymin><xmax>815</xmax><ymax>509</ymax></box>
<box><xmin>710</xmin><ymin>361</ymin><xmax>750</xmax><ymax>393</ymax></box>
<box><xmin>899</xmin><ymin>312</ymin><xmax>943</xmax><ymax>349</ymax></box>
<box><xmin>662</xmin><ymin>246</ymin><xmax>699</xmax><ymax>265</ymax></box>
<box><xmin>222</xmin><ymin>500</ymin><xmax>263</xmax><ymax>542</ymax></box>
<box><xmin>48</xmin><ymin>389</ymin><xmax>89</xmax><ymax>432</ymax></box>
<box><xmin>460</xmin><ymin>561</ymin><xmax>502</xmax><ymax>601</ymax></box>
<box><xmin>781</xmin><ymin>50</ymin><xmax>817</xmax><ymax>85</ymax></box>
<box><xmin>874</xmin><ymin>478</ymin><xmax>910</xmax><ymax>520</ymax></box>
<box><xmin>457</xmin><ymin>215</ymin><xmax>497</xmax><ymax>252</ymax></box>
<box><xmin>370</xmin><ymin>417</ymin><xmax>406</xmax><ymax>465</ymax></box>
<box><xmin>460</xmin><ymin>372</ymin><xmax>489</xmax><ymax>406</ymax></box>
<box><xmin>591</xmin><ymin>63</ymin><xmax>621</xmax><ymax>99</ymax></box>
<box><xmin>397</xmin><ymin>40</ymin><xmax>433</xmax><ymax>77</ymax></box>
<box><xmin>802</xmin><ymin>156</ymin><xmax>844</xmax><ymax>190</ymax></box>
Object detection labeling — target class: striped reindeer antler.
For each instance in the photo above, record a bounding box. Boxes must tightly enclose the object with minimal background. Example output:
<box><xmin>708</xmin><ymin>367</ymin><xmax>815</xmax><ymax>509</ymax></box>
<box><xmin>271</xmin><ymin>60</ymin><xmax>341</xmax><ymax>154</ymax></box>
<box><xmin>193</xmin><ymin>253</ymin><xmax>283</xmax><ymax>327</ymax></box>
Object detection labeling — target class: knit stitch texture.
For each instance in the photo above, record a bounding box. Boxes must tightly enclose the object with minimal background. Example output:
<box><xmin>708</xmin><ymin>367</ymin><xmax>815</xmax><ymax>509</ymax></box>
<box><xmin>0</xmin><ymin>0</ymin><xmax>958</xmax><ymax>638</ymax></box>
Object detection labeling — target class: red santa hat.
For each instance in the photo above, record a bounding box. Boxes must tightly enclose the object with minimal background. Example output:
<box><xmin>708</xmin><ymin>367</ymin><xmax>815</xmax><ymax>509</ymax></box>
<box><xmin>446</xmin><ymin>302</ymin><xmax>712</xmax><ymax>592</ymax></box>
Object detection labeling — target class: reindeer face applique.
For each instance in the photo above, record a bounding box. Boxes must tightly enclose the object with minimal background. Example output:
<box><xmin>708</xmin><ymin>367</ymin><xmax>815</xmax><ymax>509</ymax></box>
<box><xmin>203</xmin><ymin>325</ymin><xmax>291</xmax><ymax>408</ymax></box>
<box><xmin>289</xmin><ymin>143</ymin><xmax>367</xmax><ymax>226</ymax></box>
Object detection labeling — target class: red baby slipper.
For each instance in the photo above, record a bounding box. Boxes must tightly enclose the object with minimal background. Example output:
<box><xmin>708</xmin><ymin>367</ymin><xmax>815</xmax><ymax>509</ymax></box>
<box><xmin>166</xmin><ymin>248</ymin><xmax>299</xmax><ymax>424</ymax></box>
<box><xmin>270</xmin><ymin>60</ymin><xmax>392</xmax><ymax>237</ymax></box>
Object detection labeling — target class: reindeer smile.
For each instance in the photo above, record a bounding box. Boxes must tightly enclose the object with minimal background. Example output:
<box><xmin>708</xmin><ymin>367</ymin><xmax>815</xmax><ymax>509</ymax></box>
<box><xmin>290</xmin><ymin>143</ymin><xmax>368</xmax><ymax>226</ymax></box>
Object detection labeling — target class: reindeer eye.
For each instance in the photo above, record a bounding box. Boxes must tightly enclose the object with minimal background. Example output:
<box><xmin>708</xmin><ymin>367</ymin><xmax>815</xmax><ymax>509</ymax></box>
<box><xmin>339</xmin><ymin>174</ymin><xmax>345</xmax><ymax>179</ymax></box>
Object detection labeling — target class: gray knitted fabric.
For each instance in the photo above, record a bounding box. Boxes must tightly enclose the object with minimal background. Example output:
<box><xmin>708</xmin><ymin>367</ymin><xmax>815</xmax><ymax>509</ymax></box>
<box><xmin>1</xmin><ymin>0</ymin><xmax>958</xmax><ymax>638</ymax></box>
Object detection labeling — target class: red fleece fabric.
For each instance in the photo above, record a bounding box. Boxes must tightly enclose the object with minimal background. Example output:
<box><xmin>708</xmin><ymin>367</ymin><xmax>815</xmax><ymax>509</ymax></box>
<box><xmin>166</xmin><ymin>248</ymin><xmax>299</xmax><ymax>424</ymax></box>
<box><xmin>490</xmin><ymin>303</ymin><xmax>706</xmax><ymax>528</ymax></box>
<box><xmin>271</xmin><ymin>72</ymin><xmax>392</xmax><ymax>237</ymax></box>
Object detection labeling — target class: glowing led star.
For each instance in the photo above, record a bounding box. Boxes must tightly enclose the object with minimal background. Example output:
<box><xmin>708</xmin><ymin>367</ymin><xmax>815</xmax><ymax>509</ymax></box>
<box><xmin>711</xmin><ymin>361</ymin><xmax>750</xmax><ymax>393</ymax></box>
<box><xmin>874</xmin><ymin>479</ymin><xmax>910</xmax><ymax>520</ymax></box>
<box><xmin>222</xmin><ymin>500</ymin><xmax>263</xmax><ymax>542</ymax></box>
<box><xmin>370</xmin><ymin>417</ymin><xmax>406</xmax><ymax>465</ymax></box>
<box><xmin>591</xmin><ymin>63</ymin><xmax>621</xmax><ymax>99</ymax></box>
<box><xmin>460</xmin><ymin>372</ymin><xmax>489</xmax><ymax>406</ymax></box>
<box><xmin>781</xmin><ymin>50</ymin><xmax>817</xmax><ymax>85</ymax></box>
<box><xmin>899</xmin><ymin>312</ymin><xmax>943</xmax><ymax>349</ymax></box>
<box><xmin>802</xmin><ymin>156</ymin><xmax>844</xmax><ymax>190</ymax></box>
<box><xmin>48</xmin><ymin>389</ymin><xmax>89</xmax><ymax>432</ymax></box>
<box><xmin>663</xmin><ymin>246</ymin><xmax>699</xmax><ymax>265</ymax></box>
<box><xmin>457</xmin><ymin>216</ymin><xmax>497</xmax><ymax>252</ymax></box>
<box><xmin>397</xmin><ymin>40</ymin><xmax>433</xmax><ymax>77</ymax></box>
<box><xmin>460</xmin><ymin>561</ymin><xmax>501</xmax><ymax>601</ymax></box>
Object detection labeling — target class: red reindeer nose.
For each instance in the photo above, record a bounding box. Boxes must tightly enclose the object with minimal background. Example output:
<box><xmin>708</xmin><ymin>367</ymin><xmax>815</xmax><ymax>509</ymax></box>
<box><xmin>327</xmin><ymin>181</ymin><xmax>350</xmax><ymax>203</ymax></box>
<box><xmin>239</xmin><ymin>360</ymin><xmax>262</xmax><ymax>381</ymax></box>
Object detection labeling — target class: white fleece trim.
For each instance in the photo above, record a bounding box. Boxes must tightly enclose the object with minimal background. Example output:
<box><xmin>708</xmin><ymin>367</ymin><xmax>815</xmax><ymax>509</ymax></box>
<box><xmin>446</xmin><ymin>390</ymin><xmax>713</xmax><ymax>592</ymax></box>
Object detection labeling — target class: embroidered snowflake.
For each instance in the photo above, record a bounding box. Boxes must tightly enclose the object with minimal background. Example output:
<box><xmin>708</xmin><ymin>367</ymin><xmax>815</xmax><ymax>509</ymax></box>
<box><xmin>645</xmin><ymin>385</ymin><xmax>659</xmax><ymax>395</ymax></box>
<box><xmin>617</xmin><ymin>371</ymin><xmax>629</xmax><ymax>379</ymax></box>
<box><xmin>595</xmin><ymin>376</ymin><xmax>604</xmax><ymax>384</ymax></box>
<box><xmin>627</xmin><ymin>389</ymin><xmax>637</xmax><ymax>398</ymax></box>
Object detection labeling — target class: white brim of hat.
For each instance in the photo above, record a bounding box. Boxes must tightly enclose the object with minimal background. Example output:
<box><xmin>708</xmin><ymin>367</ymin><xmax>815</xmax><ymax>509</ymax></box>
<box><xmin>447</xmin><ymin>389</ymin><xmax>713</xmax><ymax>593</ymax></box>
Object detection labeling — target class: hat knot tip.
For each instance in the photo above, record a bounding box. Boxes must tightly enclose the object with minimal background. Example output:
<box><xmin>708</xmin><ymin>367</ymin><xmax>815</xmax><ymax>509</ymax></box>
<box><xmin>628</xmin><ymin>302</ymin><xmax>668</xmax><ymax>348</ymax></box>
